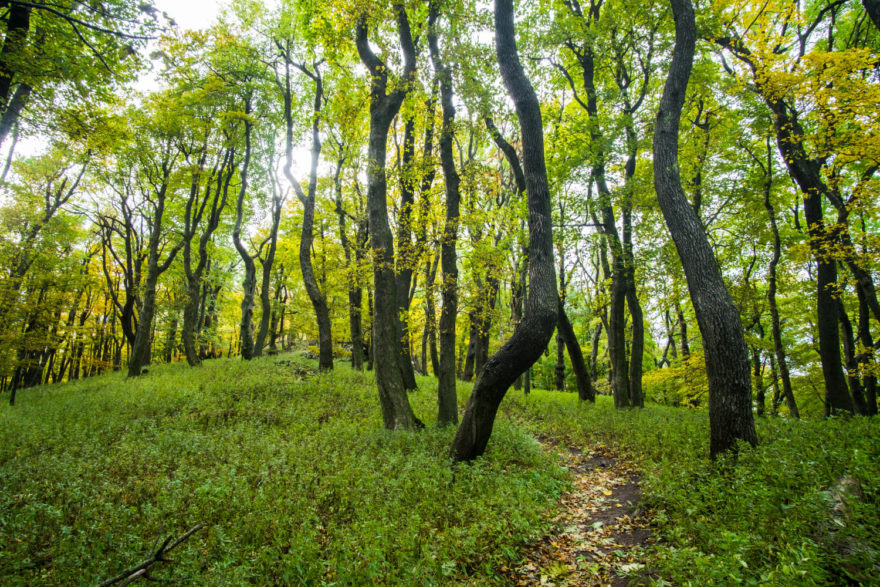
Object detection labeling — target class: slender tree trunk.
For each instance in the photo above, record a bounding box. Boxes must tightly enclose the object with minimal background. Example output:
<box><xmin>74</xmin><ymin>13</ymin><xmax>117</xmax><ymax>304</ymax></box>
<box><xmin>590</xmin><ymin>321</ymin><xmax>602</xmax><ymax>383</ymax></box>
<box><xmin>856</xmin><ymin>284</ymin><xmax>878</xmax><ymax>415</ymax></box>
<box><xmin>653</xmin><ymin>0</ymin><xmax>757</xmax><ymax>457</ymax></box>
<box><xmin>677</xmin><ymin>302</ymin><xmax>690</xmax><ymax>357</ymax></box>
<box><xmin>254</xmin><ymin>194</ymin><xmax>282</xmax><ymax>357</ymax></box>
<box><xmin>555</xmin><ymin>257</ymin><xmax>566</xmax><ymax>391</ymax></box>
<box><xmin>557</xmin><ymin>301</ymin><xmax>595</xmax><ymax>401</ymax></box>
<box><xmin>764</xmin><ymin>99</ymin><xmax>853</xmax><ymax>415</ymax></box>
<box><xmin>395</xmin><ymin>116</ymin><xmax>419</xmax><ymax>390</ymax></box>
<box><xmin>429</xmin><ymin>3</ymin><xmax>462</xmax><ymax>426</ymax></box>
<box><xmin>422</xmin><ymin>254</ymin><xmax>440</xmax><ymax>376</ymax></box>
<box><xmin>233</xmin><ymin>112</ymin><xmax>257</xmax><ymax>360</ymax></box>
<box><xmin>761</xmin><ymin>140</ymin><xmax>799</xmax><ymax>417</ymax></box>
<box><xmin>451</xmin><ymin>0</ymin><xmax>558</xmax><ymax>461</ymax></box>
<box><xmin>838</xmin><ymin>299</ymin><xmax>868</xmax><ymax>415</ymax></box>
<box><xmin>283</xmin><ymin>60</ymin><xmax>333</xmax><ymax>370</ymax></box>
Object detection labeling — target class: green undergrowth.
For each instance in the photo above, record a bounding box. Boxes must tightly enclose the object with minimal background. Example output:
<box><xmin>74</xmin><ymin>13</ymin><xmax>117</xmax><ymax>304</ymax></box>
<box><xmin>502</xmin><ymin>390</ymin><xmax>880</xmax><ymax>585</ymax></box>
<box><xmin>0</xmin><ymin>356</ymin><xmax>567</xmax><ymax>586</ymax></box>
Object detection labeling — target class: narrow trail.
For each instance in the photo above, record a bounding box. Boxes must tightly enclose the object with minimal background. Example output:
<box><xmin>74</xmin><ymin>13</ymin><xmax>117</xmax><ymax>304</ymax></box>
<box><xmin>506</xmin><ymin>441</ymin><xmax>655</xmax><ymax>586</ymax></box>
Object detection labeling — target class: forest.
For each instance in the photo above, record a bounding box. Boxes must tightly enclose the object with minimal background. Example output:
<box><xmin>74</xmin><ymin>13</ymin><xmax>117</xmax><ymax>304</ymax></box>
<box><xmin>1</xmin><ymin>0</ymin><xmax>879</xmax><ymax>584</ymax></box>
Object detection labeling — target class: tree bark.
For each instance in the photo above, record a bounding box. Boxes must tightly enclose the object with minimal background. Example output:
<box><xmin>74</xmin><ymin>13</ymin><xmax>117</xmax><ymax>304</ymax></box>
<box><xmin>0</xmin><ymin>4</ymin><xmax>31</xmax><ymax>140</ymax></box>
<box><xmin>838</xmin><ymin>298</ymin><xmax>868</xmax><ymax>415</ymax></box>
<box><xmin>333</xmin><ymin>157</ymin><xmax>366</xmax><ymax>371</ymax></box>
<box><xmin>429</xmin><ymin>1</ymin><xmax>461</xmax><ymax>426</ymax></box>
<box><xmin>283</xmin><ymin>60</ymin><xmax>333</xmax><ymax>371</ymax></box>
<box><xmin>864</xmin><ymin>0</ymin><xmax>880</xmax><ymax>32</ymax></box>
<box><xmin>653</xmin><ymin>0</ymin><xmax>757</xmax><ymax>457</ymax></box>
<box><xmin>356</xmin><ymin>6</ymin><xmax>422</xmax><ymax>430</ymax></box>
<box><xmin>759</xmin><ymin>138</ymin><xmax>799</xmax><ymax>418</ymax></box>
<box><xmin>232</xmin><ymin>112</ymin><xmax>258</xmax><ymax>361</ymax></box>
<box><xmin>855</xmin><ymin>284</ymin><xmax>878</xmax><ymax>415</ymax></box>
<box><xmin>767</xmin><ymin>99</ymin><xmax>853</xmax><ymax>415</ymax></box>
<box><xmin>557</xmin><ymin>301</ymin><xmax>595</xmax><ymax>401</ymax></box>
<box><xmin>395</xmin><ymin>116</ymin><xmax>419</xmax><ymax>390</ymax></box>
<box><xmin>450</xmin><ymin>0</ymin><xmax>558</xmax><ymax>461</ymax></box>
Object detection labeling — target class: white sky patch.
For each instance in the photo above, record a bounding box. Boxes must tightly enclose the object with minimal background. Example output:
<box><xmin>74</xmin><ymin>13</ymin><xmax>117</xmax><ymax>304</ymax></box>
<box><xmin>152</xmin><ymin>0</ymin><xmax>223</xmax><ymax>31</ymax></box>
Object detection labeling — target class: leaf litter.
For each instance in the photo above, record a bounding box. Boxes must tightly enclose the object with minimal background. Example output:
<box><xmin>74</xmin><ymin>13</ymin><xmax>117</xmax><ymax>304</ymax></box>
<box><xmin>504</xmin><ymin>441</ymin><xmax>655</xmax><ymax>586</ymax></box>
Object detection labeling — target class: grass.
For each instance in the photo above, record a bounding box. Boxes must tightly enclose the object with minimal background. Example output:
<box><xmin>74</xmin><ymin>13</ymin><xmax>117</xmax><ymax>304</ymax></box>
<box><xmin>0</xmin><ymin>355</ymin><xmax>566</xmax><ymax>585</ymax></box>
<box><xmin>2</xmin><ymin>355</ymin><xmax>878</xmax><ymax>585</ymax></box>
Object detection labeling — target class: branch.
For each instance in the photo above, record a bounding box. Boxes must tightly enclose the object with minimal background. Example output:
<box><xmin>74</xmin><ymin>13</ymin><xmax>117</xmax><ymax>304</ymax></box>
<box><xmin>7</xmin><ymin>1</ymin><xmax>152</xmax><ymax>39</ymax></box>
<box><xmin>97</xmin><ymin>524</ymin><xmax>205</xmax><ymax>587</ymax></box>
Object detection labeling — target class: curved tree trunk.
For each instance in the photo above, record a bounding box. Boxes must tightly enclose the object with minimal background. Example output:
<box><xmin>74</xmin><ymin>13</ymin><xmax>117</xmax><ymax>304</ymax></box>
<box><xmin>450</xmin><ymin>0</ymin><xmax>558</xmax><ymax>461</ymax></box>
<box><xmin>653</xmin><ymin>0</ymin><xmax>757</xmax><ymax>457</ymax></box>
<box><xmin>557</xmin><ymin>301</ymin><xmax>595</xmax><ymax>401</ymax></box>
<box><xmin>356</xmin><ymin>7</ymin><xmax>421</xmax><ymax>430</ymax></box>
<box><xmin>282</xmin><ymin>59</ymin><xmax>333</xmax><ymax>371</ymax></box>
<box><xmin>429</xmin><ymin>2</ymin><xmax>461</xmax><ymax>426</ymax></box>
<box><xmin>232</xmin><ymin>113</ymin><xmax>257</xmax><ymax>361</ymax></box>
<box><xmin>760</xmin><ymin>139</ymin><xmax>799</xmax><ymax>418</ymax></box>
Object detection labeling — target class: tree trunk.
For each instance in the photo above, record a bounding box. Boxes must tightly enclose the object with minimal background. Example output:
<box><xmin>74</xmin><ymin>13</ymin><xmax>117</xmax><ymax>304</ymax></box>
<box><xmin>838</xmin><ymin>299</ymin><xmax>868</xmax><ymax>415</ymax></box>
<box><xmin>283</xmin><ymin>60</ymin><xmax>333</xmax><ymax>371</ymax></box>
<box><xmin>769</xmin><ymin>100</ymin><xmax>853</xmax><ymax>416</ymax></box>
<box><xmin>450</xmin><ymin>0</ymin><xmax>558</xmax><ymax>461</ymax></box>
<box><xmin>555</xmin><ymin>259</ymin><xmax>566</xmax><ymax>391</ymax></box>
<box><xmin>590</xmin><ymin>321</ymin><xmax>602</xmax><ymax>383</ymax></box>
<box><xmin>232</xmin><ymin>114</ymin><xmax>257</xmax><ymax>361</ymax></box>
<box><xmin>864</xmin><ymin>0</ymin><xmax>880</xmax><ymax>32</ymax></box>
<box><xmin>856</xmin><ymin>284</ymin><xmax>878</xmax><ymax>415</ymax></box>
<box><xmin>356</xmin><ymin>8</ymin><xmax>421</xmax><ymax>430</ymax></box>
<box><xmin>422</xmin><ymin>254</ymin><xmax>440</xmax><ymax>376</ymax></box>
<box><xmin>761</xmin><ymin>140</ymin><xmax>799</xmax><ymax>417</ymax></box>
<box><xmin>653</xmin><ymin>0</ymin><xmax>757</xmax><ymax>457</ymax></box>
<box><xmin>128</xmin><ymin>172</ymin><xmax>183</xmax><ymax>377</ymax></box>
<box><xmin>0</xmin><ymin>4</ymin><xmax>30</xmax><ymax>148</ymax></box>
<box><xmin>429</xmin><ymin>3</ymin><xmax>461</xmax><ymax>427</ymax></box>
<box><xmin>395</xmin><ymin>116</ymin><xmax>419</xmax><ymax>390</ymax></box>
<box><xmin>557</xmin><ymin>301</ymin><xmax>595</xmax><ymax>401</ymax></box>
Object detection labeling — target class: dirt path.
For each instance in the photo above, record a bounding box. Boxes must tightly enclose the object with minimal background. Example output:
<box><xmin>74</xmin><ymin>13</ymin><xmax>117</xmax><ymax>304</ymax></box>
<box><xmin>505</xmin><ymin>441</ymin><xmax>654</xmax><ymax>586</ymax></box>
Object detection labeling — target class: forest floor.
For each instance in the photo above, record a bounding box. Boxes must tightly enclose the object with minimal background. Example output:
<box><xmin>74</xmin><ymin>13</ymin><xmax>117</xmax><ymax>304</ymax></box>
<box><xmin>507</xmin><ymin>439</ymin><xmax>654</xmax><ymax>586</ymax></box>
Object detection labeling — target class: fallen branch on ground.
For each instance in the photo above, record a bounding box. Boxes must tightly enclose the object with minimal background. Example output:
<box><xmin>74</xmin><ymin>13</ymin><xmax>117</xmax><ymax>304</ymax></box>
<box><xmin>97</xmin><ymin>524</ymin><xmax>205</xmax><ymax>587</ymax></box>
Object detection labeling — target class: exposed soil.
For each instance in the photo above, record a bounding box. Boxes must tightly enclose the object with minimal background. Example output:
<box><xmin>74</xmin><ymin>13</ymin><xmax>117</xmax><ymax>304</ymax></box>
<box><xmin>505</xmin><ymin>441</ymin><xmax>655</xmax><ymax>586</ymax></box>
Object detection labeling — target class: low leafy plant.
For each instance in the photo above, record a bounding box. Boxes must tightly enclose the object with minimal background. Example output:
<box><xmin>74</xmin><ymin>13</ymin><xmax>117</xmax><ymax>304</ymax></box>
<box><xmin>501</xmin><ymin>388</ymin><xmax>880</xmax><ymax>585</ymax></box>
<box><xmin>0</xmin><ymin>356</ymin><xmax>566</xmax><ymax>586</ymax></box>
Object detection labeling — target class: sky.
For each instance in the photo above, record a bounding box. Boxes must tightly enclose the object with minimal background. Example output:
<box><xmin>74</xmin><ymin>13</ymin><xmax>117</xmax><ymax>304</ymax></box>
<box><xmin>152</xmin><ymin>0</ymin><xmax>223</xmax><ymax>31</ymax></box>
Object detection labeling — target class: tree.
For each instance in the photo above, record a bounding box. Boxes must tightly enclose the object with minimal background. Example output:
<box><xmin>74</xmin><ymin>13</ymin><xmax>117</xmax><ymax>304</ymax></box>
<box><xmin>355</xmin><ymin>4</ymin><xmax>422</xmax><ymax>430</ymax></box>
<box><xmin>0</xmin><ymin>1</ymin><xmax>161</xmax><ymax>148</ymax></box>
<box><xmin>450</xmin><ymin>0</ymin><xmax>558</xmax><ymax>461</ymax></box>
<box><xmin>652</xmin><ymin>0</ymin><xmax>757</xmax><ymax>457</ymax></box>
<box><xmin>278</xmin><ymin>49</ymin><xmax>333</xmax><ymax>371</ymax></box>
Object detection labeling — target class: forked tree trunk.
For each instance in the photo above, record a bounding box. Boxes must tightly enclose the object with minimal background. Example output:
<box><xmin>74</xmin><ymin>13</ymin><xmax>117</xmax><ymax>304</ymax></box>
<box><xmin>450</xmin><ymin>0</ymin><xmax>558</xmax><ymax>461</ymax></box>
<box><xmin>356</xmin><ymin>7</ymin><xmax>422</xmax><ymax>430</ymax></box>
<box><xmin>282</xmin><ymin>59</ymin><xmax>333</xmax><ymax>371</ymax></box>
<box><xmin>653</xmin><ymin>0</ymin><xmax>757</xmax><ymax>457</ymax></box>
